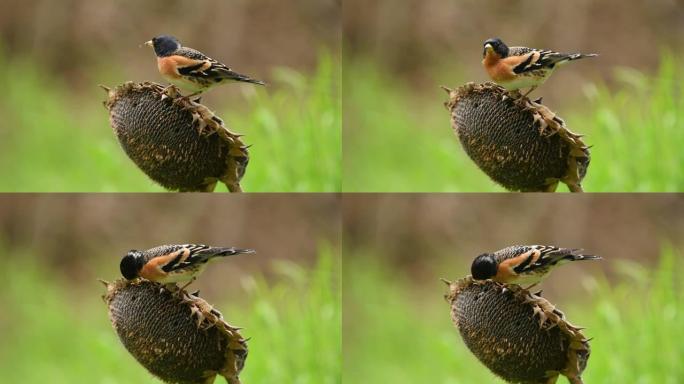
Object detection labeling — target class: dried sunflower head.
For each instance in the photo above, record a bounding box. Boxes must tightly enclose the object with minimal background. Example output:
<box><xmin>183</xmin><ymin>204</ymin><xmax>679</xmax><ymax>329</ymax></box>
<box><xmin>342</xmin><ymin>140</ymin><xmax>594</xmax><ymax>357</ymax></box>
<box><xmin>444</xmin><ymin>83</ymin><xmax>590</xmax><ymax>192</ymax></box>
<box><xmin>444</xmin><ymin>277</ymin><xmax>590</xmax><ymax>384</ymax></box>
<box><xmin>102</xmin><ymin>278</ymin><xmax>247</xmax><ymax>384</ymax></box>
<box><xmin>102</xmin><ymin>82</ymin><xmax>249</xmax><ymax>192</ymax></box>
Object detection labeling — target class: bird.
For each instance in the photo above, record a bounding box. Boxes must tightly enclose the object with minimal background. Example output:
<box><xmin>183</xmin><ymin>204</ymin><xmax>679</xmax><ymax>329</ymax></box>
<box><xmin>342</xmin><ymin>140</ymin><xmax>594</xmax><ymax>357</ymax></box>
<box><xmin>120</xmin><ymin>244</ymin><xmax>255</xmax><ymax>290</ymax></box>
<box><xmin>144</xmin><ymin>35</ymin><xmax>265</xmax><ymax>97</ymax></box>
<box><xmin>482</xmin><ymin>37</ymin><xmax>597</xmax><ymax>97</ymax></box>
<box><xmin>470</xmin><ymin>245</ymin><xmax>600</xmax><ymax>287</ymax></box>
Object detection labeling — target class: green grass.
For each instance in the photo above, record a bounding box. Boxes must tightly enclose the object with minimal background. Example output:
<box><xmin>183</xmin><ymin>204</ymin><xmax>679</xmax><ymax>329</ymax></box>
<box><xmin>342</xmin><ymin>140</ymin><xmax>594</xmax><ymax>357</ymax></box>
<box><xmin>343</xmin><ymin>54</ymin><xmax>684</xmax><ymax>192</ymax></box>
<box><xmin>0</xmin><ymin>247</ymin><xmax>341</xmax><ymax>383</ymax></box>
<box><xmin>226</xmin><ymin>54</ymin><xmax>341</xmax><ymax>192</ymax></box>
<box><xmin>0</xmin><ymin>53</ymin><xmax>340</xmax><ymax>192</ymax></box>
<box><xmin>344</xmin><ymin>247</ymin><xmax>684</xmax><ymax>383</ymax></box>
<box><xmin>574</xmin><ymin>55</ymin><xmax>683</xmax><ymax>191</ymax></box>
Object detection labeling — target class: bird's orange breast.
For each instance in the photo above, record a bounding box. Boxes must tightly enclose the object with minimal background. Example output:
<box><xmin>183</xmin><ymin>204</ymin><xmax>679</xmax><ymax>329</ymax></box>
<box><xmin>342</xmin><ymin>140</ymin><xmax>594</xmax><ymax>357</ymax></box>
<box><xmin>139</xmin><ymin>251</ymin><xmax>184</xmax><ymax>281</ymax></box>
<box><xmin>140</xmin><ymin>261</ymin><xmax>168</xmax><ymax>280</ymax></box>
<box><xmin>493</xmin><ymin>253</ymin><xmax>532</xmax><ymax>282</ymax></box>
<box><xmin>483</xmin><ymin>52</ymin><xmax>537</xmax><ymax>83</ymax></box>
<box><xmin>483</xmin><ymin>56</ymin><xmax>514</xmax><ymax>82</ymax></box>
<box><xmin>494</xmin><ymin>263</ymin><xmax>515</xmax><ymax>282</ymax></box>
<box><xmin>157</xmin><ymin>57</ymin><xmax>182</xmax><ymax>79</ymax></box>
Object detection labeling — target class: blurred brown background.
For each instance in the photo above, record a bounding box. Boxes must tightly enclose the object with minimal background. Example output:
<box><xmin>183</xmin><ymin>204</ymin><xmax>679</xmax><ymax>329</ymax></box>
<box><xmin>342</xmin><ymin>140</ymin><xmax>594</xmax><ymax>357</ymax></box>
<box><xmin>344</xmin><ymin>0</ymin><xmax>684</xmax><ymax>100</ymax></box>
<box><xmin>343</xmin><ymin>194</ymin><xmax>684</xmax><ymax>295</ymax></box>
<box><xmin>0</xmin><ymin>0</ymin><xmax>340</xmax><ymax>92</ymax></box>
<box><xmin>0</xmin><ymin>194</ymin><xmax>340</xmax><ymax>294</ymax></box>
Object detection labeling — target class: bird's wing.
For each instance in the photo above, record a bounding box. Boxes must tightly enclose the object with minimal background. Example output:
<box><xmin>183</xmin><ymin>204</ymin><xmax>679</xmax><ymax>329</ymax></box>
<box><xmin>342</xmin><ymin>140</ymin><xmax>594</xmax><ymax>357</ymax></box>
<box><xmin>140</xmin><ymin>244</ymin><xmax>188</xmax><ymax>272</ymax></box>
<box><xmin>173</xmin><ymin>47</ymin><xmax>265</xmax><ymax>85</ymax></box>
<box><xmin>164</xmin><ymin>47</ymin><xmax>212</xmax><ymax>76</ymax></box>
<box><xmin>495</xmin><ymin>245</ymin><xmax>536</xmax><ymax>261</ymax></box>
<box><xmin>175</xmin><ymin>47</ymin><xmax>210</xmax><ymax>60</ymax></box>
<box><xmin>495</xmin><ymin>245</ymin><xmax>599</xmax><ymax>276</ymax></box>
<box><xmin>146</xmin><ymin>244</ymin><xmax>212</xmax><ymax>273</ymax></box>
<box><xmin>498</xmin><ymin>47</ymin><xmax>543</xmax><ymax>75</ymax></box>
<box><xmin>512</xmin><ymin>49</ymin><xmax>595</xmax><ymax>74</ymax></box>
<box><xmin>205</xmin><ymin>60</ymin><xmax>266</xmax><ymax>85</ymax></box>
<box><xmin>494</xmin><ymin>245</ymin><xmax>540</xmax><ymax>274</ymax></box>
<box><xmin>509</xmin><ymin>49</ymin><xmax>550</xmax><ymax>74</ymax></box>
<box><xmin>532</xmin><ymin>246</ymin><xmax>600</xmax><ymax>268</ymax></box>
<box><xmin>508</xmin><ymin>46</ymin><xmax>534</xmax><ymax>56</ymax></box>
<box><xmin>166</xmin><ymin>244</ymin><xmax>254</xmax><ymax>271</ymax></box>
<box><xmin>160</xmin><ymin>244</ymin><xmax>212</xmax><ymax>272</ymax></box>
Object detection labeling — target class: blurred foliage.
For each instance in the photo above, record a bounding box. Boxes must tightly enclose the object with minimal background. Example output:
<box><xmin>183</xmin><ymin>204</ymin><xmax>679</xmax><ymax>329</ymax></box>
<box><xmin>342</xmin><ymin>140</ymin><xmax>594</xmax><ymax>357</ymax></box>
<box><xmin>576</xmin><ymin>53</ymin><xmax>683</xmax><ymax>191</ymax></box>
<box><xmin>0</xmin><ymin>0</ymin><xmax>339</xmax><ymax>84</ymax></box>
<box><xmin>341</xmin><ymin>195</ymin><xmax>684</xmax><ymax>275</ymax></box>
<box><xmin>0</xmin><ymin>52</ymin><xmax>340</xmax><ymax>192</ymax></box>
<box><xmin>580</xmin><ymin>245</ymin><xmax>684</xmax><ymax>383</ymax></box>
<box><xmin>343</xmin><ymin>58</ymin><xmax>486</xmax><ymax>192</ymax></box>
<box><xmin>227</xmin><ymin>53</ymin><xmax>341</xmax><ymax>192</ymax></box>
<box><xmin>343</xmin><ymin>54</ymin><xmax>684</xmax><ymax>192</ymax></box>
<box><xmin>344</xmin><ymin>246</ymin><xmax>684</xmax><ymax>383</ymax></box>
<box><xmin>0</xmin><ymin>194</ymin><xmax>340</xmax><ymax>281</ymax></box>
<box><xmin>344</xmin><ymin>0</ymin><xmax>684</xmax><ymax>92</ymax></box>
<box><xmin>238</xmin><ymin>244</ymin><xmax>341</xmax><ymax>383</ymax></box>
<box><xmin>0</xmin><ymin>247</ymin><xmax>340</xmax><ymax>383</ymax></box>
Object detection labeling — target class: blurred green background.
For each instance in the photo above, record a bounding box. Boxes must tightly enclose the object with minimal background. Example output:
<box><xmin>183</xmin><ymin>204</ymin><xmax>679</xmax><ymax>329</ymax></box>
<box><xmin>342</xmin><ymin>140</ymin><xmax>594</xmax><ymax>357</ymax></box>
<box><xmin>0</xmin><ymin>194</ymin><xmax>341</xmax><ymax>383</ymax></box>
<box><xmin>0</xmin><ymin>0</ymin><xmax>341</xmax><ymax>192</ymax></box>
<box><xmin>343</xmin><ymin>194</ymin><xmax>684</xmax><ymax>383</ymax></box>
<box><xmin>343</xmin><ymin>0</ymin><xmax>684</xmax><ymax>192</ymax></box>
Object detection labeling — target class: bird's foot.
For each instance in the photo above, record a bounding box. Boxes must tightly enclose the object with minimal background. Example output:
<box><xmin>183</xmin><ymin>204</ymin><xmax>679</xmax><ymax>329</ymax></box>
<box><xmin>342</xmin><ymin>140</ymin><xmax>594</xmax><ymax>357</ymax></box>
<box><xmin>514</xmin><ymin>94</ymin><xmax>528</xmax><ymax>107</ymax></box>
<box><xmin>160</xmin><ymin>85</ymin><xmax>182</xmax><ymax>101</ymax></box>
<box><xmin>180</xmin><ymin>91</ymin><xmax>203</xmax><ymax>104</ymax></box>
<box><xmin>175</xmin><ymin>278</ymin><xmax>196</xmax><ymax>296</ymax></box>
<box><xmin>521</xmin><ymin>86</ymin><xmax>537</xmax><ymax>99</ymax></box>
<box><xmin>160</xmin><ymin>283</ymin><xmax>178</xmax><ymax>294</ymax></box>
<box><xmin>524</xmin><ymin>283</ymin><xmax>539</xmax><ymax>291</ymax></box>
<box><xmin>164</xmin><ymin>279</ymin><xmax>196</xmax><ymax>298</ymax></box>
<box><xmin>510</xmin><ymin>86</ymin><xmax>537</xmax><ymax>107</ymax></box>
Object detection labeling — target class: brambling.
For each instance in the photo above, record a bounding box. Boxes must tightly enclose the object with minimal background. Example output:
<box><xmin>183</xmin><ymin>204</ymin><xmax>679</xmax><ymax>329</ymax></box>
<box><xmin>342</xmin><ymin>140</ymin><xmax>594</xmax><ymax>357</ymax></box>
<box><xmin>471</xmin><ymin>245</ymin><xmax>600</xmax><ymax>287</ymax></box>
<box><xmin>482</xmin><ymin>38</ymin><xmax>597</xmax><ymax>97</ymax></box>
<box><xmin>144</xmin><ymin>35</ymin><xmax>265</xmax><ymax>96</ymax></box>
<box><xmin>120</xmin><ymin>244</ymin><xmax>255</xmax><ymax>289</ymax></box>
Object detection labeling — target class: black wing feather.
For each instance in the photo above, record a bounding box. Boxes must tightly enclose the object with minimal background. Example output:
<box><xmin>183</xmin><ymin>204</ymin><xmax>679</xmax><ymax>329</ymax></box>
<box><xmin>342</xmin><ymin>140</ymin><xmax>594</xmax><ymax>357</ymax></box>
<box><xmin>175</xmin><ymin>46</ymin><xmax>266</xmax><ymax>85</ymax></box>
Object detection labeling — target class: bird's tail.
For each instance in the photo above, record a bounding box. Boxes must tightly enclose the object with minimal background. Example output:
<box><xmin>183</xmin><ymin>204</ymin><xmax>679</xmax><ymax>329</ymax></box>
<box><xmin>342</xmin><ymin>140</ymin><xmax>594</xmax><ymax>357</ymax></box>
<box><xmin>568</xmin><ymin>53</ymin><xmax>598</xmax><ymax>60</ymax></box>
<box><xmin>199</xmin><ymin>247</ymin><xmax>256</xmax><ymax>261</ymax></box>
<box><xmin>573</xmin><ymin>253</ymin><xmax>601</xmax><ymax>261</ymax></box>
<box><xmin>552</xmin><ymin>248</ymin><xmax>601</xmax><ymax>264</ymax></box>
<box><xmin>557</xmin><ymin>53</ymin><xmax>598</xmax><ymax>66</ymax></box>
<box><xmin>216</xmin><ymin>247</ymin><xmax>256</xmax><ymax>256</ymax></box>
<box><xmin>220</xmin><ymin>69</ymin><xmax>266</xmax><ymax>86</ymax></box>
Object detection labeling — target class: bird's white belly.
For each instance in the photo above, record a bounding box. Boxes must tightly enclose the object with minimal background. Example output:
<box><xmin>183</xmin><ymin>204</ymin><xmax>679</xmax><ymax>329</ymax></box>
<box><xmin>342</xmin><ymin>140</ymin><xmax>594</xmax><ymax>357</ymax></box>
<box><xmin>501</xmin><ymin>69</ymin><xmax>553</xmax><ymax>91</ymax></box>
<box><xmin>165</xmin><ymin>76</ymin><xmax>206</xmax><ymax>94</ymax></box>
<box><xmin>509</xmin><ymin>273</ymin><xmax>546</xmax><ymax>286</ymax></box>
<box><xmin>159</xmin><ymin>263</ymin><xmax>207</xmax><ymax>283</ymax></box>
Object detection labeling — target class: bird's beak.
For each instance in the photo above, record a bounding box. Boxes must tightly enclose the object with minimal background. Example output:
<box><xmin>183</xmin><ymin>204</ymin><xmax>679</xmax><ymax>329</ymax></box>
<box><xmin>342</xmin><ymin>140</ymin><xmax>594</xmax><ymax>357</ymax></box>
<box><xmin>483</xmin><ymin>43</ymin><xmax>493</xmax><ymax>57</ymax></box>
<box><xmin>142</xmin><ymin>40</ymin><xmax>153</xmax><ymax>48</ymax></box>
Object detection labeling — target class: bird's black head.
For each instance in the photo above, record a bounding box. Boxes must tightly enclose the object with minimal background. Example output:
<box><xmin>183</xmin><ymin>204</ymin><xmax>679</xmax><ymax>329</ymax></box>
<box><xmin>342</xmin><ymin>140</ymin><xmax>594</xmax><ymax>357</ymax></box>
<box><xmin>483</xmin><ymin>38</ymin><xmax>509</xmax><ymax>58</ymax></box>
<box><xmin>471</xmin><ymin>253</ymin><xmax>498</xmax><ymax>280</ymax></box>
<box><xmin>148</xmin><ymin>35</ymin><xmax>181</xmax><ymax>57</ymax></box>
<box><xmin>120</xmin><ymin>250</ymin><xmax>145</xmax><ymax>280</ymax></box>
